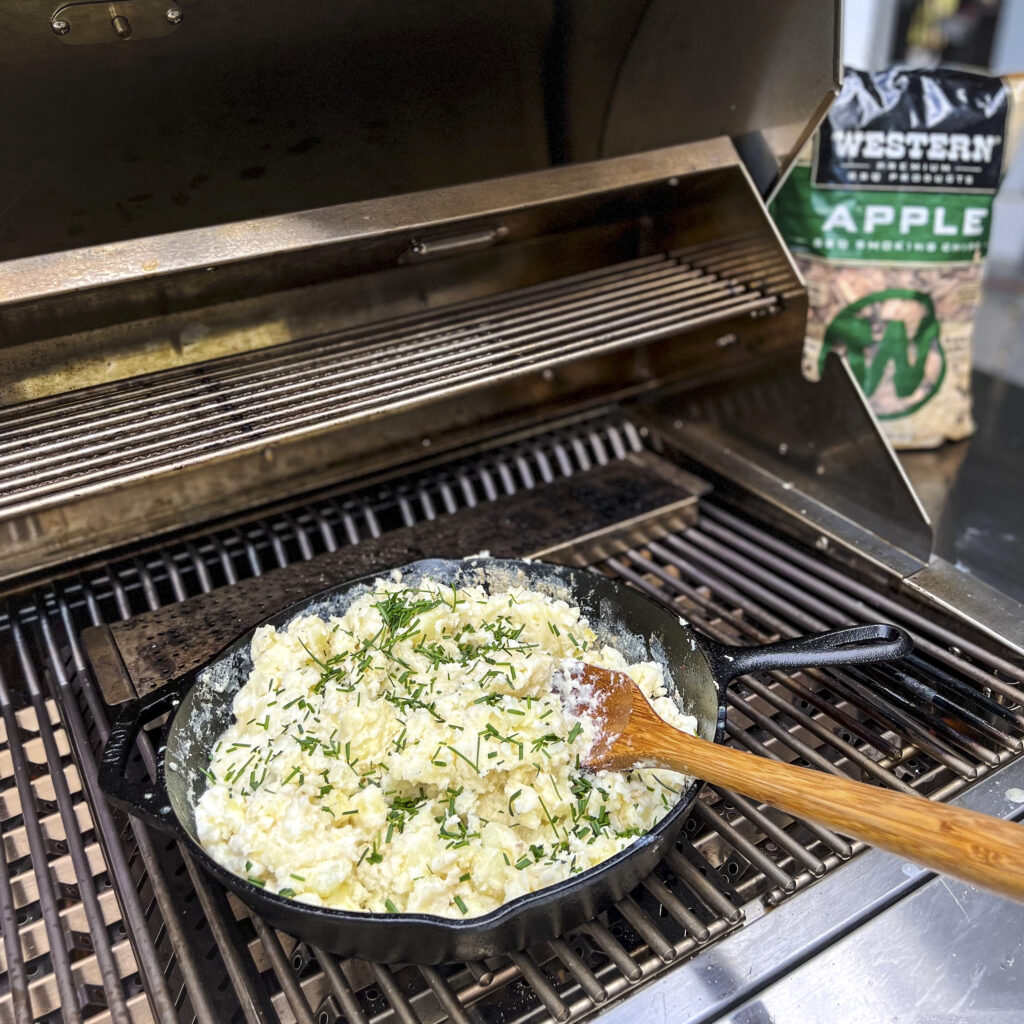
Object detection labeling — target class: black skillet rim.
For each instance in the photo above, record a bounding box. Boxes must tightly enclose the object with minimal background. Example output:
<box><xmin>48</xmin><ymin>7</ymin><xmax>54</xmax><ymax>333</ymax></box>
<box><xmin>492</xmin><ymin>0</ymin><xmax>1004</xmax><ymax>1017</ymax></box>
<box><xmin>158</xmin><ymin>557</ymin><xmax>727</xmax><ymax>934</ymax></box>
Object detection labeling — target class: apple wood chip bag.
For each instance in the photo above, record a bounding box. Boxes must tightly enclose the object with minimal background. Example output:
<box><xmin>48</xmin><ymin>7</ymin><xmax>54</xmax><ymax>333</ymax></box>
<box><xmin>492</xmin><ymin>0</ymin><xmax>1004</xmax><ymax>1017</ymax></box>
<box><xmin>771</xmin><ymin>67</ymin><xmax>1024</xmax><ymax>448</ymax></box>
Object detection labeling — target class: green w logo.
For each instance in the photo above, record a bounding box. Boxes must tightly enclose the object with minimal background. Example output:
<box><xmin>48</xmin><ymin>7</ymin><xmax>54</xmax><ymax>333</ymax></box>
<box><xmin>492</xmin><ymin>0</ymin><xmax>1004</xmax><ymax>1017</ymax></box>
<box><xmin>820</xmin><ymin>288</ymin><xmax>946</xmax><ymax>419</ymax></box>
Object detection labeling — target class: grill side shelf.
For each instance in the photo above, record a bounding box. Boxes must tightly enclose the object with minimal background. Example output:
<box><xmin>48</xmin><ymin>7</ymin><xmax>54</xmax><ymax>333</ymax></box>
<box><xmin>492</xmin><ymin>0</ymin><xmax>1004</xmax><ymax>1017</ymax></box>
<box><xmin>86</xmin><ymin>451</ymin><xmax>707</xmax><ymax>703</ymax></box>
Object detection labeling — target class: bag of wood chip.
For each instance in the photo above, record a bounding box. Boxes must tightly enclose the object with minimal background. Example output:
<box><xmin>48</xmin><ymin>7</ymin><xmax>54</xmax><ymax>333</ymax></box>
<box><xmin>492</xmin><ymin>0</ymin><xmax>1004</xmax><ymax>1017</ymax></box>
<box><xmin>771</xmin><ymin>67</ymin><xmax>1024</xmax><ymax>448</ymax></box>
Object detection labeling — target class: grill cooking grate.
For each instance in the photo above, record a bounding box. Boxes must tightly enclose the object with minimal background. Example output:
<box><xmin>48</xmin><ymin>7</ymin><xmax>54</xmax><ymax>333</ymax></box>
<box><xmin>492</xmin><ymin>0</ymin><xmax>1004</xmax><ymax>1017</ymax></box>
<box><xmin>0</xmin><ymin>237</ymin><xmax>788</xmax><ymax>520</ymax></box>
<box><xmin>1</xmin><ymin>416</ymin><xmax>1022</xmax><ymax>1024</ymax></box>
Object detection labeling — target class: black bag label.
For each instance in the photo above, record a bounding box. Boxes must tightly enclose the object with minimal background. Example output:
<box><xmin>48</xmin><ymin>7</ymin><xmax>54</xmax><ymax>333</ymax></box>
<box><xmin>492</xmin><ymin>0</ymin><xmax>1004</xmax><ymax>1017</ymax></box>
<box><xmin>813</xmin><ymin>68</ymin><xmax>1010</xmax><ymax>194</ymax></box>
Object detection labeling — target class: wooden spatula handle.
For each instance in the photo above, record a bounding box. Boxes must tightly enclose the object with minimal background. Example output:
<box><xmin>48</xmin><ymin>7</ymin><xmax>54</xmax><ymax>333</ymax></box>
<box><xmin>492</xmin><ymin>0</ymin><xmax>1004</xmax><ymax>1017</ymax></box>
<box><xmin>649</xmin><ymin>727</ymin><xmax>1024</xmax><ymax>901</ymax></box>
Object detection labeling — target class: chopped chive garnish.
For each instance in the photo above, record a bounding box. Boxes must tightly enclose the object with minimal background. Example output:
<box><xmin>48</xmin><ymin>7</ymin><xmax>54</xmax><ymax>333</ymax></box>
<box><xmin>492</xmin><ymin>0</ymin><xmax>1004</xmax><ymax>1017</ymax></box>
<box><xmin>385</xmin><ymin>898</ymin><xmax>399</xmax><ymax>914</ymax></box>
<box><xmin>445</xmin><ymin>744</ymin><xmax>480</xmax><ymax>773</ymax></box>
<box><xmin>453</xmin><ymin>895</ymin><xmax>468</xmax><ymax>915</ymax></box>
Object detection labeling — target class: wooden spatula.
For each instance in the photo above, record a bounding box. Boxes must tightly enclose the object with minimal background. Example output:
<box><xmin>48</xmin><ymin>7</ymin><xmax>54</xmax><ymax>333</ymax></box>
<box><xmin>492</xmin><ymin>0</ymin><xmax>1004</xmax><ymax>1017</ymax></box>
<box><xmin>569</xmin><ymin>662</ymin><xmax>1024</xmax><ymax>902</ymax></box>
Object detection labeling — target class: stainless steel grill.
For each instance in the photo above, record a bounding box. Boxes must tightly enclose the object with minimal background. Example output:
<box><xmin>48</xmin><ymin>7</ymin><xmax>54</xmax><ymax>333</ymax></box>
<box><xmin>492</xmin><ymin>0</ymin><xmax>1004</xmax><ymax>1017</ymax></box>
<box><xmin>2</xmin><ymin>417</ymin><xmax>1021</xmax><ymax>1024</ymax></box>
<box><xmin>4</xmin><ymin>8</ymin><xmax>1023</xmax><ymax>1017</ymax></box>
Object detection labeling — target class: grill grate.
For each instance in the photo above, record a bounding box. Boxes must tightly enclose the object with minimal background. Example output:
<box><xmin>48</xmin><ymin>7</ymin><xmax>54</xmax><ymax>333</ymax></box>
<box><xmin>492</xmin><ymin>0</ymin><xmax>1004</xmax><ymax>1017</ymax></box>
<box><xmin>0</xmin><ymin>237</ymin><xmax>788</xmax><ymax>520</ymax></box>
<box><xmin>1</xmin><ymin>415</ymin><xmax>1022</xmax><ymax>1024</ymax></box>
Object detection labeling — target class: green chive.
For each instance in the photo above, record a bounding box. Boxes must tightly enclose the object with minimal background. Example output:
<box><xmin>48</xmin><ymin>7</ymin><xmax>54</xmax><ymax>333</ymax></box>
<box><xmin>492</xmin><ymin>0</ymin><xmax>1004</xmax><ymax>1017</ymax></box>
<box><xmin>445</xmin><ymin>744</ymin><xmax>480</xmax><ymax>773</ymax></box>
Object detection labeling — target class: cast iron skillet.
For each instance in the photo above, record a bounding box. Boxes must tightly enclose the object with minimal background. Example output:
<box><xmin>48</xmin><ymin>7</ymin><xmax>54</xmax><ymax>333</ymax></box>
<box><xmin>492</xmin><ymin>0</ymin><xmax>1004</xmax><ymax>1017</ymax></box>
<box><xmin>99</xmin><ymin>558</ymin><xmax>912</xmax><ymax>964</ymax></box>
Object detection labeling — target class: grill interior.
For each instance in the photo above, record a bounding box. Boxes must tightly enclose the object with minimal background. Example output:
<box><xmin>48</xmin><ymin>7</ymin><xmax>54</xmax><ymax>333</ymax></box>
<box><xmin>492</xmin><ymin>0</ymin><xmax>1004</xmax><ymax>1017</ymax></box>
<box><xmin>0</xmin><ymin>237</ymin><xmax>787</xmax><ymax>521</ymax></box>
<box><xmin>2</xmin><ymin>416</ymin><xmax>1022</xmax><ymax>1024</ymax></box>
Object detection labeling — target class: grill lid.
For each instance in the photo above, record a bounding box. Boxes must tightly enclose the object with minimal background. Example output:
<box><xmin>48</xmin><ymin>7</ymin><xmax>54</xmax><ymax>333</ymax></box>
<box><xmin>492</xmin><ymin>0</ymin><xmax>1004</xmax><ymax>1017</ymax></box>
<box><xmin>0</xmin><ymin>0</ymin><xmax>839</xmax><ymax>262</ymax></box>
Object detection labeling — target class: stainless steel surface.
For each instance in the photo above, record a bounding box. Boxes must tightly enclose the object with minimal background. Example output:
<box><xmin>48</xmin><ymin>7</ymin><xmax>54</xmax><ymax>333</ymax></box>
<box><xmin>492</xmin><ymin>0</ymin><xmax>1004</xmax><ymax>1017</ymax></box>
<box><xmin>7</xmin><ymin>6</ymin><xmax>1016</xmax><ymax>1021</ymax></box>
<box><xmin>904</xmin><ymin>558</ymin><xmax>1024</xmax><ymax>658</ymax></box>
<box><xmin>901</xmin><ymin>370</ymin><xmax>1024</xmax><ymax>606</ymax></box>
<box><xmin>0</xmin><ymin>1</ymin><xmax>839</xmax><ymax>260</ymax></box>
<box><xmin>0</xmin><ymin>220</ymin><xmax>803</xmax><ymax>583</ymax></box>
<box><xmin>0</xmin><ymin>138</ymin><xmax>744</xmax><ymax>349</ymax></box>
<box><xmin>635</xmin><ymin>351</ymin><xmax>934</xmax><ymax>567</ymax></box>
<box><xmin>600</xmin><ymin>0</ymin><xmax>841</xmax><ymax>197</ymax></box>
<box><xmin>0</xmin><ymin>248</ymin><xmax>772</xmax><ymax>508</ymax></box>
<box><xmin>597</xmin><ymin>755</ymin><xmax>1024</xmax><ymax>1024</ymax></box>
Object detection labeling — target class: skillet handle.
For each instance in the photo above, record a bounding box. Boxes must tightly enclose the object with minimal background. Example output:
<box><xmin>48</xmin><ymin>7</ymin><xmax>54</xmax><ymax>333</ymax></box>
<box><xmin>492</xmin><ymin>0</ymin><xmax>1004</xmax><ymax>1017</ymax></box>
<box><xmin>99</xmin><ymin>678</ymin><xmax>192</xmax><ymax>838</ymax></box>
<box><xmin>708</xmin><ymin>624</ymin><xmax>913</xmax><ymax>682</ymax></box>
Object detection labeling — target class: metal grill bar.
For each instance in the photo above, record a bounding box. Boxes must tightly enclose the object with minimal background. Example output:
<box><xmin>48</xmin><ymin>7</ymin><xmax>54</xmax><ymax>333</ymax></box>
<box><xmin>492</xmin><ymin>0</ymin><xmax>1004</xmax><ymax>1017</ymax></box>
<box><xmin>125</xmin><ymin>558</ymin><xmax>285</xmax><ymax>1024</ymax></box>
<box><xmin>610</xmin><ymin>552</ymin><xmax>914</xmax><ymax>790</ymax></box>
<box><xmin>0</xmin><ymin>261</ymin><xmax>686</xmax><ymax>441</ymax></box>
<box><xmin>47</xmin><ymin>565</ymin><xmax>275</xmax><ymax>1024</ymax></box>
<box><xmin>700</xmin><ymin>506</ymin><xmax>1024</xmax><ymax>688</ymax></box>
<box><xmin>1</xmin><ymin>276</ymin><xmax>761</xmax><ymax>508</ymax></box>
<box><xmin>651</xmin><ymin>530</ymin><xmax>1003</xmax><ymax>776</ymax></box>
<box><xmin>417</xmin><ymin>966</ymin><xmax>473</xmax><ymax>1024</ymax></box>
<box><xmin>314</xmin><ymin>951</ymin><xmax>370</xmax><ymax>1024</ymax></box>
<box><xmin>8</xmin><ymin>618</ymin><xmax>133</xmax><ymax>1024</ymax></box>
<box><xmin>61</xmin><ymin>569</ymin><xmax>278</xmax><ymax>1024</ymax></box>
<box><xmin>0</xmin><ymin>667</ymin><xmax>85</xmax><ymax>1024</ymax></box>
<box><xmin>0</xmin><ymin>255</ymin><xmax>671</xmax><ymax>427</ymax></box>
<box><xmin>508</xmin><ymin>951</ymin><xmax>569</xmax><ymax>1022</ymax></box>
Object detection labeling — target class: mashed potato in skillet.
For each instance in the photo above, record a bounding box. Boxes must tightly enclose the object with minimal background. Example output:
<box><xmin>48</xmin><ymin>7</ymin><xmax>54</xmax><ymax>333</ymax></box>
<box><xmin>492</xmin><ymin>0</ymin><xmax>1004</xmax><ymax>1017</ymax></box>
<box><xmin>195</xmin><ymin>575</ymin><xmax>697</xmax><ymax>918</ymax></box>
